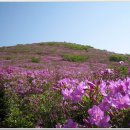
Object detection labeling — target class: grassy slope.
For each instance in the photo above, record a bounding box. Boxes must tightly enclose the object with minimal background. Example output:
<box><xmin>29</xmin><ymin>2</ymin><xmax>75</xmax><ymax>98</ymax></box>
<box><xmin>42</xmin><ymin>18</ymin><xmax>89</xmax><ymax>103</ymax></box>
<box><xmin>0</xmin><ymin>42</ymin><xmax>130</xmax><ymax>70</ymax></box>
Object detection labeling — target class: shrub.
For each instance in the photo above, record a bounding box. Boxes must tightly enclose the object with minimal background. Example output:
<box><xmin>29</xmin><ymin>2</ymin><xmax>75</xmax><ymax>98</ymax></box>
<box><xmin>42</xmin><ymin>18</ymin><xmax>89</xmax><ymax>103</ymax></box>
<box><xmin>5</xmin><ymin>57</ymin><xmax>11</xmax><ymax>60</ymax></box>
<box><xmin>111</xmin><ymin>65</ymin><xmax>129</xmax><ymax>79</ymax></box>
<box><xmin>4</xmin><ymin>107</ymin><xmax>34</xmax><ymax>128</ymax></box>
<box><xmin>62</xmin><ymin>54</ymin><xmax>88</xmax><ymax>62</ymax></box>
<box><xmin>109</xmin><ymin>54</ymin><xmax>128</xmax><ymax>62</ymax></box>
<box><xmin>31</xmin><ymin>57</ymin><xmax>40</xmax><ymax>63</ymax></box>
<box><xmin>37</xmin><ymin>91</ymin><xmax>66</xmax><ymax>128</ymax></box>
<box><xmin>118</xmin><ymin>66</ymin><xmax>128</xmax><ymax>76</ymax></box>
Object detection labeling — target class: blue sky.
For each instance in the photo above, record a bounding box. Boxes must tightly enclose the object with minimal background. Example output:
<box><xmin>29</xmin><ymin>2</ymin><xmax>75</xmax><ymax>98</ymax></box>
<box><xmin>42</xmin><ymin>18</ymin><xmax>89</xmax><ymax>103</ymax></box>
<box><xmin>0</xmin><ymin>2</ymin><xmax>130</xmax><ymax>54</ymax></box>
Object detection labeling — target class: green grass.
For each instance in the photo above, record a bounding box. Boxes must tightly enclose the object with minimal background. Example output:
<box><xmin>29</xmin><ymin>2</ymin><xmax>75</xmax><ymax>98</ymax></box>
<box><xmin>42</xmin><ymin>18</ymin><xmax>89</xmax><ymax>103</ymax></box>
<box><xmin>109</xmin><ymin>54</ymin><xmax>128</xmax><ymax>62</ymax></box>
<box><xmin>62</xmin><ymin>54</ymin><xmax>88</xmax><ymax>62</ymax></box>
<box><xmin>39</xmin><ymin>42</ymin><xmax>63</xmax><ymax>46</ymax></box>
<box><xmin>38</xmin><ymin>42</ymin><xmax>93</xmax><ymax>51</ymax></box>
<box><xmin>64</xmin><ymin>43</ymin><xmax>93</xmax><ymax>50</ymax></box>
<box><xmin>31</xmin><ymin>57</ymin><xmax>40</xmax><ymax>63</ymax></box>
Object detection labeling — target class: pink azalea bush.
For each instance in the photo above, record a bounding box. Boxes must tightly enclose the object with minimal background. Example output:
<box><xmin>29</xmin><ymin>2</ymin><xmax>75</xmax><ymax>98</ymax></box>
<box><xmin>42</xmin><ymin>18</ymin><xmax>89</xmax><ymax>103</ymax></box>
<box><xmin>1</xmin><ymin>64</ymin><xmax>130</xmax><ymax>128</ymax></box>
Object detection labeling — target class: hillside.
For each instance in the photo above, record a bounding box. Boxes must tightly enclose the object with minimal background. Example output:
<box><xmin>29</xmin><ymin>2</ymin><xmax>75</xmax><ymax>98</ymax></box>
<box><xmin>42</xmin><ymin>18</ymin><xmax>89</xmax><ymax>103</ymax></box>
<box><xmin>1</xmin><ymin>42</ymin><xmax>130</xmax><ymax>128</ymax></box>
<box><xmin>0</xmin><ymin>42</ymin><xmax>129</xmax><ymax>72</ymax></box>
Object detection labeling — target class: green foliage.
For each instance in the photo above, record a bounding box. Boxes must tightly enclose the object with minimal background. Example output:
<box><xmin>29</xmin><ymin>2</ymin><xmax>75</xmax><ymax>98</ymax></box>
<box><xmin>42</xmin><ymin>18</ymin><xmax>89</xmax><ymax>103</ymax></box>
<box><xmin>39</xmin><ymin>42</ymin><xmax>93</xmax><ymax>51</ymax></box>
<box><xmin>10</xmin><ymin>44</ymin><xmax>30</xmax><ymax>53</ymax></box>
<box><xmin>40</xmin><ymin>42</ymin><xmax>64</xmax><ymax>46</ymax></box>
<box><xmin>62</xmin><ymin>54</ymin><xmax>88</xmax><ymax>62</ymax></box>
<box><xmin>109</xmin><ymin>64</ymin><xmax>129</xmax><ymax>79</ymax></box>
<box><xmin>114</xmin><ymin>66</ymin><xmax>129</xmax><ymax>78</ymax></box>
<box><xmin>4</xmin><ymin>107</ymin><xmax>34</xmax><ymax>128</ymax></box>
<box><xmin>2</xmin><ymin>93</ymin><xmax>35</xmax><ymax>128</ymax></box>
<box><xmin>64</xmin><ymin>43</ymin><xmax>93</xmax><ymax>50</ymax></box>
<box><xmin>118</xmin><ymin>66</ymin><xmax>128</xmax><ymax>76</ymax></box>
<box><xmin>37</xmin><ymin>91</ymin><xmax>66</xmax><ymax>128</ymax></box>
<box><xmin>46</xmin><ymin>42</ymin><xmax>62</xmax><ymax>46</ymax></box>
<box><xmin>111</xmin><ymin>109</ymin><xmax>130</xmax><ymax>128</ymax></box>
<box><xmin>31</xmin><ymin>57</ymin><xmax>40</xmax><ymax>63</ymax></box>
<box><xmin>109</xmin><ymin>54</ymin><xmax>128</xmax><ymax>62</ymax></box>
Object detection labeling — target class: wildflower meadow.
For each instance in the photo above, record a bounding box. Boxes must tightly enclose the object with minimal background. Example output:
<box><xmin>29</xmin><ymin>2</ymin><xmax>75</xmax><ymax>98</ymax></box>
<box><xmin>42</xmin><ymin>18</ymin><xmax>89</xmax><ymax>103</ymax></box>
<box><xmin>0</xmin><ymin>42</ymin><xmax>130</xmax><ymax>128</ymax></box>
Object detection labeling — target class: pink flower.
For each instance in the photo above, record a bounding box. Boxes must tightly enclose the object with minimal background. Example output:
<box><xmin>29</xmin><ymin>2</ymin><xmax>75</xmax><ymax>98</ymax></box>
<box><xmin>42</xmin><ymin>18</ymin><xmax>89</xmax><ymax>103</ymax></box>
<box><xmin>71</xmin><ymin>88</ymin><xmax>84</xmax><ymax>102</ymax></box>
<box><xmin>98</xmin><ymin>98</ymin><xmax>110</xmax><ymax>111</ymax></box>
<box><xmin>56</xmin><ymin>123</ymin><xmax>62</xmax><ymax>128</ymax></box>
<box><xmin>99</xmin><ymin>81</ymin><xmax>108</xmax><ymax>96</ymax></box>
<box><xmin>61</xmin><ymin>80</ymin><xmax>88</xmax><ymax>102</ymax></box>
<box><xmin>110</xmin><ymin>93</ymin><xmax>130</xmax><ymax>109</ymax></box>
<box><xmin>98</xmin><ymin>115</ymin><xmax>111</xmax><ymax>128</ymax></box>
<box><xmin>64</xmin><ymin>119</ymin><xmax>78</xmax><ymax>128</ymax></box>
<box><xmin>88</xmin><ymin>105</ymin><xmax>104</xmax><ymax>125</ymax></box>
<box><xmin>62</xmin><ymin>88</ymin><xmax>73</xmax><ymax>100</ymax></box>
<box><xmin>77</xmin><ymin>81</ymin><xmax>89</xmax><ymax>90</ymax></box>
<box><xmin>106</xmin><ymin>68</ymin><xmax>114</xmax><ymax>74</ymax></box>
<box><xmin>119</xmin><ymin>61</ymin><xmax>124</xmax><ymax>65</ymax></box>
<box><xmin>88</xmin><ymin>105</ymin><xmax>111</xmax><ymax>127</ymax></box>
<box><xmin>101</xmin><ymin>68</ymin><xmax>114</xmax><ymax>75</ymax></box>
<box><xmin>86</xmin><ymin>80</ymin><xmax>96</xmax><ymax>89</ymax></box>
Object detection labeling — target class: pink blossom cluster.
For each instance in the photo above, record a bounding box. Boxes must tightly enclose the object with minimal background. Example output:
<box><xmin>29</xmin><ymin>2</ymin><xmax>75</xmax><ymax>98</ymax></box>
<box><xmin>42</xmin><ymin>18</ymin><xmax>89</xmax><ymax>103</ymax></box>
<box><xmin>57</xmin><ymin>75</ymin><xmax>130</xmax><ymax>128</ymax></box>
<box><xmin>0</xmin><ymin>67</ymin><xmax>51</xmax><ymax>96</ymax></box>
<box><xmin>58</xmin><ymin>78</ymin><xmax>90</xmax><ymax>102</ymax></box>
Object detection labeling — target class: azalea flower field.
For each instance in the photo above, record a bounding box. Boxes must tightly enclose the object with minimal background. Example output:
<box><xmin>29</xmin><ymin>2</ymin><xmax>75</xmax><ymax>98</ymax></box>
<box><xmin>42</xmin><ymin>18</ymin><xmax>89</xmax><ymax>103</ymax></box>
<box><xmin>0</xmin><ymin>43</ymin><xmax>130</xmax><ymax>128</ymax></box>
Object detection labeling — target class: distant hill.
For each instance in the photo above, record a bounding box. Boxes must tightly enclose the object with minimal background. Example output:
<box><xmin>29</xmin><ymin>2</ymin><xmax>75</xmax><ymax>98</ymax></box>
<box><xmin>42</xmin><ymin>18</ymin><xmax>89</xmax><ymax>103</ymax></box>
<box><xmin>0</xmin><ymin>42</ymin><xmax>130</xmax><ymax>72</ymax></box>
